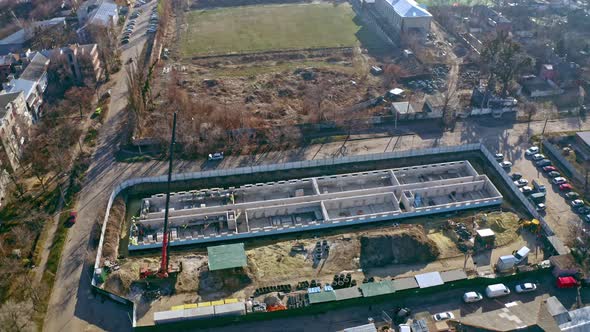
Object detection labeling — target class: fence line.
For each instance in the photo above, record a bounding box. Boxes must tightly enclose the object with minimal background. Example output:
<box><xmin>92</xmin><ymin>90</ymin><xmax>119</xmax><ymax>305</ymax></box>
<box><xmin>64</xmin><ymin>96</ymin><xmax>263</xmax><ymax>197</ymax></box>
<box><xmin>542</xmin><ymin>140</ymin><xmax>585</xmax><ymax>184</ymax></box>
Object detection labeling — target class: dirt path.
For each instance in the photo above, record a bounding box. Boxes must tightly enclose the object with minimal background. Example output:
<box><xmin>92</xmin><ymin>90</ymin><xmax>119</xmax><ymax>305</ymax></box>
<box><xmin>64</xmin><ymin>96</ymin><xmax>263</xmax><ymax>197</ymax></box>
<box><xmin>32</xmin><ymin>197</ymin><xmax>64</xmax><ymax>284</ymax></box>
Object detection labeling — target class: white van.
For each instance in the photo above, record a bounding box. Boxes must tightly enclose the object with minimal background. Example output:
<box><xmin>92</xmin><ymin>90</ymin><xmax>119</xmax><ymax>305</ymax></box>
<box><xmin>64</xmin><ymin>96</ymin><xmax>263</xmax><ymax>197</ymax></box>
<box><xmin>485</xmin><ymin>283</ymin><xmax>511</xmax><ymax>298</ymax></box>
<box><xmin>462</xmin><ymin>291</ymin><xmax>483</xmax><ymax>303</ymax></box>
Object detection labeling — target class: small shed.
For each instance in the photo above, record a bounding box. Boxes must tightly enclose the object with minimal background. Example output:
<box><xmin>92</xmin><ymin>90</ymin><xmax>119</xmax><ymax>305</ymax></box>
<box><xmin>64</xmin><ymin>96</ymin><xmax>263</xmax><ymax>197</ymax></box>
<box><xmin>440</xmin><ymin>269</ymin><xmax>468</xmax><ymax>283</ymax></box>
<box><xmin>207</xmin><ymin>243</ymin><xmax>247</xmax><ymax>271</ymax></box>
<box><xmin>549</xmin><ymin>254</ymin><xmax>580</xmax><ymax>277</ymax></box>
<box><xmin>359</xmin><ymin>280</ymin><xmax>396</xmax><ymax>297</ymax></box>
<box><xmin>475</xmin><ymin>228</ymin><xmax>495</xmax><ymax>248</ymax></box>
<box><xmin>392</xmin><ymin>277</ymin><xmax>419</xmax><ymax>291</ymax></box>
<box><xmin>415</xmin><ymin>271</ymin><xmax>444</xmax><ymax>288</ymax></box>
<box><xmin>308</xmin><ymin>291</ymin><xmax>337</xmax><ymax>304</ymax></box>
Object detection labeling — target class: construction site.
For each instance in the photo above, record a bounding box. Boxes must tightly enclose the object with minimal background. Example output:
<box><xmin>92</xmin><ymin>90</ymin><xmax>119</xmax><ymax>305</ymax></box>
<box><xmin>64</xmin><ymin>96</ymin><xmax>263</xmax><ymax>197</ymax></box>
<box><xmin>92</xmin><ymin>150</ymin><xmax>549</xmax><ymax>327</ymax></box>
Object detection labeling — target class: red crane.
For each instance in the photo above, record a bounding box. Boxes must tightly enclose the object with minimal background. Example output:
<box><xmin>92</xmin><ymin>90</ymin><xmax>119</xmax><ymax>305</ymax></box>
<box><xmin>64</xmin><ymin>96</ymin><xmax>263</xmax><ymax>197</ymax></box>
<box><xmin>140</xmin><ymin>113</ymin><xmax>178</xmax><ymax>279</ymax></box>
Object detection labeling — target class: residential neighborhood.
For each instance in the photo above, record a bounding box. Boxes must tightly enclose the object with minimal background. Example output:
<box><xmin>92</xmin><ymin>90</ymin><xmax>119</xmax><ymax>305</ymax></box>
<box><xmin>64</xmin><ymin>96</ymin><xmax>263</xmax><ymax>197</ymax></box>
<box><xmin>0</xmin><ymin>0</ymin><xmax>590</xmax><ymax>331</ymax></box>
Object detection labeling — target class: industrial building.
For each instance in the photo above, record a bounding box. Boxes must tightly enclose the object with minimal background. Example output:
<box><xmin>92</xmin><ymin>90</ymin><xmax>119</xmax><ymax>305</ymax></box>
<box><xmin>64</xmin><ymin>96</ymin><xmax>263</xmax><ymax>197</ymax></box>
<box><xmin>128</xmin><ymin>161</ymin><xmax>502</xmax><ymax>251</ymax></box>
<box><xmin>374</xmin><ymin>0</ymin><xmax>432</xmax><ymax>35</ymax></box>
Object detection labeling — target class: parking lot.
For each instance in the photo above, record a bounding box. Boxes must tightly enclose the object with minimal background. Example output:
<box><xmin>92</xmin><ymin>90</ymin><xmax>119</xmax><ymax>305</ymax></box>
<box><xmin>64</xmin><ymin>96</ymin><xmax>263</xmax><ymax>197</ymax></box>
<box><xmin>120</xmin><ymin>0</ymin><xmax>158</xmax><ymax>49</ymax></box>
<box><xmin>495</xmin><ymin>145</ymin><xmax>587</xmax><ymax>245</ymax></box>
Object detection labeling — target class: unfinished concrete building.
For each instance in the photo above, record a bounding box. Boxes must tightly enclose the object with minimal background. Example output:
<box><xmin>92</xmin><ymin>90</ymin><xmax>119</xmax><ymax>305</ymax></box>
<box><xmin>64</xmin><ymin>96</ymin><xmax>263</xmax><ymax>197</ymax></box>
<box><xmin>128</xmin><ymin>161</ymin><xmax>502</xmax><ymax>251</ymax></box>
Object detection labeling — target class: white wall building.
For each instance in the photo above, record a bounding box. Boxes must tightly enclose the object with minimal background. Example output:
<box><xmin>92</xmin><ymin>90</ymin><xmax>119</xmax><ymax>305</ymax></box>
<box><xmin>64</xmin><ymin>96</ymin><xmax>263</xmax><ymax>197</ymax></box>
<box><xmin>375</xmin><ymin>0</ymin><xmax>432</xmax><ymax>35</ymax></box>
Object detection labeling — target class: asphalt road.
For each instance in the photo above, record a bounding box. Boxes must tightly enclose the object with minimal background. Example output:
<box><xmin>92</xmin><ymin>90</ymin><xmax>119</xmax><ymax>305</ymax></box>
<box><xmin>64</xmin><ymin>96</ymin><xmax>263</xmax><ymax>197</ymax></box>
<box><xmin>40</xmin><ymin>17</ymin><xmax>590</xmax><ymax>332</ymax></box>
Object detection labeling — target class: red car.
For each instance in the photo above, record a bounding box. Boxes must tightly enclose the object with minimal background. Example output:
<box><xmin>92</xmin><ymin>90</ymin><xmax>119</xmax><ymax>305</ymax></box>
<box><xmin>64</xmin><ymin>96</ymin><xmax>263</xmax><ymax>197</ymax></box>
<box><xmin>560</xmin><ymin>183</ymin><xmax>573</xmax><ymax>191</ymax></box>
<box><xmin>66</xmin><ymin>211</ymin><xmax>77</xmax><ymax>225</ymax></box>
<box><xmin>543</xmin><ymin>166</ymin><xmax>557</xmax><ymax>173</ymax></box>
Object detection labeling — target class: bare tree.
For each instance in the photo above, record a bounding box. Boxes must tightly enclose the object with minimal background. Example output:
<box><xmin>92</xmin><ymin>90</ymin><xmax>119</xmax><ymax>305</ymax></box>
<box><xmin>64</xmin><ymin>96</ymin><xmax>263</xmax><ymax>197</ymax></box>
<box><xmin>382</xmin><ymin>64</ymin><xmax>406</xmax><ymax>88</ymax></box>
<box><xmin>65</xmin><ymin>86</ymin><xmax>94</xmax><ymax>119</ymax></box>
<box><xmin>0</xmin><ymin>299</ymin><xmax>35</xmax><ymax>332</ymax></box>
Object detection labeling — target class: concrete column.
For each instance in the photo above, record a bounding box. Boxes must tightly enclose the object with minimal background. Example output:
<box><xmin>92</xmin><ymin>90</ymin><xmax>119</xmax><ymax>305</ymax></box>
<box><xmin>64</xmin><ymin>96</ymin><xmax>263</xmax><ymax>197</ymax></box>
<box><xmin>320</xmin><ymin>201</ymin><xmax>330</xmax><ymax>221</ymax></box>
<box><xmin>312</xmin><ymin>178</ymin><xmax>320</xmax><ymax>195</ymax></box>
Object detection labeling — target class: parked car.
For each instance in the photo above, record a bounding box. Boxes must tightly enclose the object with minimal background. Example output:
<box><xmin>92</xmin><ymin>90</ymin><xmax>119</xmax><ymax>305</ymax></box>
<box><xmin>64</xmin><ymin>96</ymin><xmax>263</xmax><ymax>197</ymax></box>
<box><xmin>433</xmin><ymin>312</ymin><xmax>455</xmax><ymax>321</ymax></box>
<box><xmin>208</xmin><ymin>152</ymin><xmax>224</xmax><ymax>161</ymax></box>
<box><xmin>500</xmin><ymin>161</ymin><xmax>513</xmax><ymax>168</ymax></box>
<box><xmin>463</xmin><ymin>291</ymin><xmax>483</xmax><ymax>303</ymax></box>
<box><xmin>543</xmin><ymin>166</ymin><xmax>557</xmax><ymax>173</ymax></box>
<box><xmin>577</xmin><ymin>206</ymin><xmax>590</xmax><ymax>215</ymax></box>
<box><xmin>494</xmin><ymin>153</ymin><xmax>504</xmax><ymax>161</ymax></box>
<box><xmin>547</xmin><ymin>171</ymin><xmax>561</xmax><ymax>178</ymax></box>
<box><xmin>571</xmin><ymin>199</ymin><xmax>585</xmax><ymax>208</ymax></box>
<box><xmin>66</xmin><ymin>211</ymin><xmax>77</xmax><ymax>225</ymax></box>
<box><xmin>514</xmin><ymin>179</ymin><xmax>529</xmax><ymax>187</ymax></box>
<box><xmin>121</xmin><ymin>39</ymin><xmax>130</xmax><ymax>44</ymax></box>
<box><xmin>511</xmin><ymin>173</ymin><xmax>522</xmax><ymax>180</ymax></box>
<box><xmin>520</xmin><ymin>186</ymin><xmax>533</xmax><ymax>194</ymax></box>
<box><xmin>536</xmin><ymin>203</ymin><xmax>546</xmax><ymax>211</ymax></box>
<box><xmin>535</xmin><ymin>159</ymin><xmax>551</xmax><ymax>167</ymax></box>
<box><xmin>553</xmin><ymin>177</ymin><xmax>567</xmax><ymax>185</ymax></box>
<box><xmin>565</xmin><ymin>192</ymin><xmax>580</xmax><ymax>200</ymax></box>
<box><xmin>515</xmin><ymin>283</ymin><xmax>537</xmax><ymax>293</ymax></box>
<box><xmin>525</xmin><ymin>146</ymin><xmax>540</xmax><ymax>156</ymax></box>
<box><xmin>532</xmin><ymin>153</ymin><xmax>546</xmax><ymax>161</ymax></box>
<box><xmin>585</xmin><ymin>214</ymin><xmax>590</xmax><ymax>223</ymax></box>
<box><xmin>560</xmin><ymin>183</ymin><xmax>573</xmax><ymax>191</ymax></box>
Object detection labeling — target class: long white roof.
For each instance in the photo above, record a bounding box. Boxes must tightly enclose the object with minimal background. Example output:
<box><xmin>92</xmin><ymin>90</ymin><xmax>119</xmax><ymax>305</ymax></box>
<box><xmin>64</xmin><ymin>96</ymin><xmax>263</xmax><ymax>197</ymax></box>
<box><xmin>384</xmin><ymin>0</ymin><xmax>432</xmax><ymax>18</ymax></box>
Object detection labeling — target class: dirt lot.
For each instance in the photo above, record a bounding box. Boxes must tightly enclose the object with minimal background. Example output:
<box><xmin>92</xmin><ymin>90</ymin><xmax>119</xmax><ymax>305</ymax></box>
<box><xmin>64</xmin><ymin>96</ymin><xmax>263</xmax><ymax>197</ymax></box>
<box><xmin>103</xmin><ymin>211</ymin><xmax>529</xmax><ymax>300</ymax></box>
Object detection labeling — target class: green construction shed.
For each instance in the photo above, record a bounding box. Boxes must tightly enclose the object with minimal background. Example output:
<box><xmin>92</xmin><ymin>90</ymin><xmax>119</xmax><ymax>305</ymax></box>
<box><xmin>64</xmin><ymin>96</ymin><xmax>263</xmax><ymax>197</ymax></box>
<box><xmin>207</xmin><ymin>243</ymin><xmax>247</xmax><ymax>271</ymax></box>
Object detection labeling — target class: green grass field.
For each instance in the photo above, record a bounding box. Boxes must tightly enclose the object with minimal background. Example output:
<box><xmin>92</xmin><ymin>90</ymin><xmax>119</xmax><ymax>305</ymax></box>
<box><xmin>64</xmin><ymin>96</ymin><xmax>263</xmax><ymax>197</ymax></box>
<box><xmin>180</xmin><ymin>3</ymin><xmax>362</xmax><ymax>57</ymax></box>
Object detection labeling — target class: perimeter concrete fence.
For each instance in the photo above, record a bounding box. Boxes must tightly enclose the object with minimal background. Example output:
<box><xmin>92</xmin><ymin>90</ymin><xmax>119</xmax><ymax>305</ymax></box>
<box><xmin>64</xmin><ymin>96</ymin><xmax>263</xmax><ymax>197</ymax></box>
<box><xmin>91</xmin><ymin>143</ymin><xmax>567</xmax><ymax>328</ymax></box>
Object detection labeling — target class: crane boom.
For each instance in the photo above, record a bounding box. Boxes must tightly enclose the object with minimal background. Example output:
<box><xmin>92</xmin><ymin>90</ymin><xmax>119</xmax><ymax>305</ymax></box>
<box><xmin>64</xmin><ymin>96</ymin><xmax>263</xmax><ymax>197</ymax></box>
<box><xmin>158</xmin><ymin>112</ymin><xmax>177</xmax><ymax>278</ymax></box>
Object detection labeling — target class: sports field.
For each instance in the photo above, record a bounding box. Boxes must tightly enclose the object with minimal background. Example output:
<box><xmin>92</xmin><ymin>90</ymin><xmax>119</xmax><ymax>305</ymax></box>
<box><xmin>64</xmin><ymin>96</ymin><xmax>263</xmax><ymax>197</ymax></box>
<box><xmin>180</xmin><ymin>3</ymin><xmax>362</xmax><ymax>57</ymax></box>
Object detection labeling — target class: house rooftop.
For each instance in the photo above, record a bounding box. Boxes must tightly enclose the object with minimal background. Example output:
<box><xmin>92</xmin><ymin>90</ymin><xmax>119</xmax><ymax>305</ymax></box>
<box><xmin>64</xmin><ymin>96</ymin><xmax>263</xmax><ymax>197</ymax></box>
<box><xmin>577</xmin><ymin>131</ymin><xmax>590</xmax><ymax>148</ymax></box>
<box><xmin>560</xmin><ymin>306</ymin><xmax>590</xmax><ymax>331</ymax></box>
<box><xmin>454</xmin><ymin>299</ymin><xmax>560</xmax><ymax>331</ymax></box>
<box><xmin>0</xmin><ymin>91</ymin><xmax>23</xmax><ymax>118</ymax></box>
<box><xmin>89</xmin><ymin>1</ymin><xmax>118</xmax><ymax>26</ymax></box>
<box><xmin>19</xmin><ymin>53</ymin><xmax>49</xmax><ymax>82</ymax></box>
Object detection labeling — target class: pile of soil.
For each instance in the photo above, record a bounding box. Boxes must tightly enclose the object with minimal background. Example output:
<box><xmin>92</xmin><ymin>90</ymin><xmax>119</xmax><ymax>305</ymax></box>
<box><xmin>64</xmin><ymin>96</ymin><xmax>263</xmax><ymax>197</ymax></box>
<box><xmin>360</xmin><ymin>227</ymin><xmax>440</xmax><ymax>268</ymax></box>
<box><xmin>103</xmin><ymin>197</ymin><xmax>126</xmax><ymax>262</ymax></box>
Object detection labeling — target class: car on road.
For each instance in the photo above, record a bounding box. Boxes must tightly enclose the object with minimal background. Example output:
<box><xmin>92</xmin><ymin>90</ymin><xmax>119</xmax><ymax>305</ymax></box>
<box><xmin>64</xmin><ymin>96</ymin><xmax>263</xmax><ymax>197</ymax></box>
<box><xmin>511</xmin><ymin>173</ymin><xmax>522</xmax><ymax>180</ymax></box>
<box><xmin>536</xmin><ymin>203</ymin><xmax>546</xmax><ymax>212</ymax></box>
<box><xmin>571</xmin><ymin>199</ymin><xmax>584</xmax><ymax>208</ymax></box>
<box><xmin>535</xmin><ymin>159</ymin><xmax>551</xmax><ymax>167</ymax></box>
<box><xmin>553</xmin><ymin>177</ymin><xmax>567</xmax><ymax>185</ymax></box>
<box><xmin>433</xmin><ymin>312</ymin><xmax>455</xmax><ymax>321</ymax></box>
<box><xmin>515</xmin><ymin>283</ymin><xmax>537</xmax><ymax>293</ymax></box>
<box><xmin>565</xmin><ymin>192</ymin><xmax>580</xmax><ymax>200</ymax></box>
<box><xmin>543</xmin><ymin>166</ymin><xmax>557</xmax><ymax>172</ymax></box>
<box><xmin>494</xmin><ymin>153</ymin><xmax>504</xmax><ymax>161</ymax></box>
<box><xmin>560</xmin><ymin>183</ymin><xmax>573</xmax><ymax>191</ymax></box>
<box><xmin>121</xmin><ymin>38</ymin><xmax>130</xmax><ymax>44</ymax></box>
<box><xmin>532</xmin><ymin>153</ymin><xmax>546</xmax><ymax>161</ymax></box>
<box><xmin>585</xmin><ymin>214</ymin><xmax>590</xmax><ymax>223</ymax></box>
<box><xmin>547</xmin><ymin>171</ymin><xmax>561</xmax><ymax>178</ymax></box>
<box><xmin>520</xmin><ymin>186</ymin><xmax>533</xmax><ymax>194</ymax></box>
<box><xmin>525</xmin><ymin>146</ymin><xmax>540</xmax><ymax>156</ymax></box>
<box><xmin>463</xmin><ymin>291</ymin><xmax>483</xmax><ymax>303</ymax></box>
<box><xmin>514</xmin><ymin>179</ymin><xmax>528</xmax><ymax>187</ymax></box>
<box><xmin>208</xmin><ymin>152</ymin><xmax>224</xmax><ymax>161</ymax></box>
<box><xmin>65</xmin><ymin>211</ymin><xmax>77</xmax><ymax>226</ymax></box>
<box><xmin>500</xmin><ymin>161</ymin><xmax>512</xmax><ymax>168</ymax></box>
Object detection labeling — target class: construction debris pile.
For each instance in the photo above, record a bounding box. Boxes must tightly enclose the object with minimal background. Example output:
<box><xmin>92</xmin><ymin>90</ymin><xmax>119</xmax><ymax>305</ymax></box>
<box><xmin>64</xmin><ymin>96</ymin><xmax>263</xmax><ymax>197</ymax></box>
<box><xmin>360</xmin><ymin>226</ymin><xmax>440</xmax><ymax>268</ymax></box>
